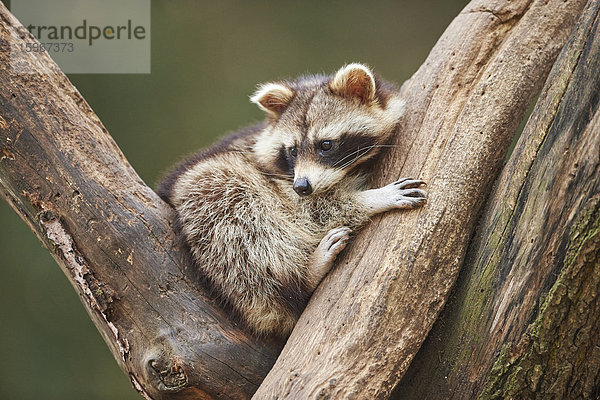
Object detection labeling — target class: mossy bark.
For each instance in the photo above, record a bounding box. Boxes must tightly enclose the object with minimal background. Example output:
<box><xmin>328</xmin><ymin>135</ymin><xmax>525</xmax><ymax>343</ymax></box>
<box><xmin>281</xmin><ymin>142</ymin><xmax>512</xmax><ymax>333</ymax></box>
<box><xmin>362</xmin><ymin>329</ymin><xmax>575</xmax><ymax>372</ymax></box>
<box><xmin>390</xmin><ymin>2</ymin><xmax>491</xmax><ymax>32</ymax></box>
<box><xmin>396</xmin><ymin>1</ymin><xmax>600</xmax><ymax>398</ymax></box>
<box><xmin>480</xmin><ymin>196</ymin><xmax>600</xmax><ymax>399</ymax></box>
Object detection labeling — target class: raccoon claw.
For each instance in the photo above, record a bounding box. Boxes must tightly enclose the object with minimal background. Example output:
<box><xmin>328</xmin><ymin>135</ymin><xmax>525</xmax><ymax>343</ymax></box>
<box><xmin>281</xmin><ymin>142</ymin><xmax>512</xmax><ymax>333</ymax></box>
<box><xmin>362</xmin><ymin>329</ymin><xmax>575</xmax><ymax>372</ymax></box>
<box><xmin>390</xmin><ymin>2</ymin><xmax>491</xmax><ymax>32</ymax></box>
<box><xmin>390</xmin><ymin>177</ymin><xmax>427</xmax><ymax>209</ymax></box>
<box><xmin>322</xmin><ymin>226</ymin><xmax>351</xmax><ymax>255</ymax></box>
<box><xmin>394</xmin><ymin>196</ymin><xmax>427</xmax><ymax>209</ymax></box>
<box><xmin>393</xmin><ymin>178</ymin><xmax>426</xmax><ymax>189</ymax></box>
<box><xmin>399</xmin><ymin>188</ymin><xmax>427</xmax><ymax>198</ymax></box>
<box><xmin>316</xmin><ymin>226</ymin><xmax>351</xmax><ymax>266</ymax></box>
<box><xmin>357</xmin><ymin>178</ymin><xmax>427</xmax><ymax>215</ymax></box>
<box><xmin>308</xmin><ymin>227</ymin><xmax>352</xmax><ymax>288</ymax></box>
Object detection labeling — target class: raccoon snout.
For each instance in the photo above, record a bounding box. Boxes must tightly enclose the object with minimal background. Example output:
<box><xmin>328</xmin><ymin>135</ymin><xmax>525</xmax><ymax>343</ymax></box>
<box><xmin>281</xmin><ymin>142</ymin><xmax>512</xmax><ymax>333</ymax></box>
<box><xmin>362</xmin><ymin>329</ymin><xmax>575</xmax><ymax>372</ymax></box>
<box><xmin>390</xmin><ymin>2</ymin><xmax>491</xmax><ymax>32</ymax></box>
<box><xmin>293</xmin><ymin>178</ymin><xmax>313</xmax><ymax>196</ymax></box>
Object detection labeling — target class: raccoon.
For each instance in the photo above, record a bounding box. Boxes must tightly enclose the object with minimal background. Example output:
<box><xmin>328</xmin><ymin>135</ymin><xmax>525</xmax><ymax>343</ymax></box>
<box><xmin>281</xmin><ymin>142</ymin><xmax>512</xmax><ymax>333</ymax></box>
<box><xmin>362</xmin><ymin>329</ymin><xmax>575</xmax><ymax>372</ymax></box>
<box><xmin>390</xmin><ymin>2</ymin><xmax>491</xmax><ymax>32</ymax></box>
<box><xmin>157</xmin><ymin>63</ymin><xmax>426</xmax><ymax>336</ymax></box>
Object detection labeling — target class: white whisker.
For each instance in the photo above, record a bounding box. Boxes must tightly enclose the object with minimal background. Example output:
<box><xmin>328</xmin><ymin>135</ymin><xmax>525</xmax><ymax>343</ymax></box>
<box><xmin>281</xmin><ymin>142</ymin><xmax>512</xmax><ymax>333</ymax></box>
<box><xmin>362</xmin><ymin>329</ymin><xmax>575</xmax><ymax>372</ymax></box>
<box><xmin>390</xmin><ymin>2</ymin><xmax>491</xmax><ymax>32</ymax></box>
<box><xmin>333</xmin><ymin>144</ymin><xmax>399</xmax><ymax>168</ymax></box>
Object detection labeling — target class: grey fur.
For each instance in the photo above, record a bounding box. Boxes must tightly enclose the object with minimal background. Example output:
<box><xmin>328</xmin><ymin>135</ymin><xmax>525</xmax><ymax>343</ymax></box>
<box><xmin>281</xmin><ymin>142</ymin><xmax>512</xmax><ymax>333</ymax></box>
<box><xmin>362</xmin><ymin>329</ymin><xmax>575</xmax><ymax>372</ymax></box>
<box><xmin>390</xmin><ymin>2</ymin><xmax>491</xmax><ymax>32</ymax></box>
<box><xmin>157</xmin><ymin>64</ymin><xmax>426</xmax><ymax>336</ymax></box>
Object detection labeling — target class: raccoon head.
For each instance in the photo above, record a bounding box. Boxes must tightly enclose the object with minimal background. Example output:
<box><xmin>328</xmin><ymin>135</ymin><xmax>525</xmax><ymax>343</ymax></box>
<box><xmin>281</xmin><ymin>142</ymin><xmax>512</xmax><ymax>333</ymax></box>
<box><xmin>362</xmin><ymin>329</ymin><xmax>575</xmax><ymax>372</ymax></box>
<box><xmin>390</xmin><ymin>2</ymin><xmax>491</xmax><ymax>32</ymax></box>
<box><xmin>251</xmin><ymin>63</ymin><xmax>405</xmax><ymax>197</ymax></box>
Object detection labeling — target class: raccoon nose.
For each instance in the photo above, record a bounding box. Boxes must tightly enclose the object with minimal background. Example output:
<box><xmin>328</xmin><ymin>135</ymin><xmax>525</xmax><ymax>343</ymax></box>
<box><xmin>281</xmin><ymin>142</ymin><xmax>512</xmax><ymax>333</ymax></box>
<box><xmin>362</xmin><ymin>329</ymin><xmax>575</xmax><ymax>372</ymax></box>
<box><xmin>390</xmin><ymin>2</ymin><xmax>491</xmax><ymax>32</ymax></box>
<box><xmin>293</xmin><ymin>178</ymin><xmax>313</xmax><ymax>196</ymax></box>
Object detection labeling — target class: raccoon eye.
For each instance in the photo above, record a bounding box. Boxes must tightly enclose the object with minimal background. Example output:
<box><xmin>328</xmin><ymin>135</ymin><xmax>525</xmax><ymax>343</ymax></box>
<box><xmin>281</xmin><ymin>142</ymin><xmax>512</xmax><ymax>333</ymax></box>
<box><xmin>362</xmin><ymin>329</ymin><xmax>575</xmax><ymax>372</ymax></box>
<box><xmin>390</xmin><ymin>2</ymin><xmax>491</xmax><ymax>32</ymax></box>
<box><xmin>320</xmin><ymin>140</ymin><xmax>333</xmax><ymax>151</ymax></box>
<box><xmin>289</xmin><ymin>147</ymin><xmax>298</xmax><ymax>158</ymax></box>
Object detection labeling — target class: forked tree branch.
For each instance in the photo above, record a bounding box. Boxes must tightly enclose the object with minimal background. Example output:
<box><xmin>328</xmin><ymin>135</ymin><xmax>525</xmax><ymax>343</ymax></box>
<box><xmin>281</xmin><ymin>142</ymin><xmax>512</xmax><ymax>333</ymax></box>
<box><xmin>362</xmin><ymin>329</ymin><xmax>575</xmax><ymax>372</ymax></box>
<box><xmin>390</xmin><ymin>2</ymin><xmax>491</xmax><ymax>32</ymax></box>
<box><xmin>398</xmin><ymin>1</ymin><xmax>600</xmax><ymax>397</ymax></box>
<box><xmin>0</xmin><ymin>0</ymin><xmax>589</xmax><ymax>399</ymax></box>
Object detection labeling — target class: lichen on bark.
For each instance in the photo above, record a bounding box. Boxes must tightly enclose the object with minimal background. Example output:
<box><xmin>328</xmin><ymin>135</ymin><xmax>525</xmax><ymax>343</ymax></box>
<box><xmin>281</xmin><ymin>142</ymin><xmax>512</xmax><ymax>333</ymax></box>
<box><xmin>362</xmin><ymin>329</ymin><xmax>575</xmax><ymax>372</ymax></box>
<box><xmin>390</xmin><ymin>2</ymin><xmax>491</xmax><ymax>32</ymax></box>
<box><xmin>479</xmin><ymin>196</ymin><xmax>600</xmax><ymax>399</ymax></box>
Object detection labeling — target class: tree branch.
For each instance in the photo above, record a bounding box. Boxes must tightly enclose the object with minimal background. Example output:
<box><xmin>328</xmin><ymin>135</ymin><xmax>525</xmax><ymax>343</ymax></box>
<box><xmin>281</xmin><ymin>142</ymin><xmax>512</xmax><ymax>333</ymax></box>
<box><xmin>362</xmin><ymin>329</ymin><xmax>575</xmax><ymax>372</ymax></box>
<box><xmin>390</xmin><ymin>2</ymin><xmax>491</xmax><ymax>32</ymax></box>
<box><xmin>253</xmin><ymin>0</ymin><xmax>588</xmax><ymax>398</ymax></box>
<box><xmin>0</xmin><ymin>4</ymin><xmax>281</xmax><ymax>400</ymax></box>
<box><xmin>397</xmin><ymin>1</ymin><xmax>600</xmax><ymax>397</ymax></box>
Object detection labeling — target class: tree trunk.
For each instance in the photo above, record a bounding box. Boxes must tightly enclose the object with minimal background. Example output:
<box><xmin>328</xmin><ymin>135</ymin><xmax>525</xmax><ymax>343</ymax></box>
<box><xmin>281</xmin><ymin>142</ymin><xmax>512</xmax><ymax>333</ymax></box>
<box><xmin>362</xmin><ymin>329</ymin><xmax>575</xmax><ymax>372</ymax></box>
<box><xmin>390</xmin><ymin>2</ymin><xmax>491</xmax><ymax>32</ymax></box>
<box><xmin>0</xmin><ymin>4</ymin><xmax>282</xmax><ymax>400</ymax></box>
<box><xmin>396</xmin><ymin>1</ymin><xmax>600</xmax><ymax>398</ymax></box>
<box><xmin>253</xmin><ymin>0</ymin><xmax>588</xmax><ymax>398</ymax></box>
<box><xmin>0</xmin><ymin>1</ymin><xmax>594</xmax><ymax>400</ymax></box>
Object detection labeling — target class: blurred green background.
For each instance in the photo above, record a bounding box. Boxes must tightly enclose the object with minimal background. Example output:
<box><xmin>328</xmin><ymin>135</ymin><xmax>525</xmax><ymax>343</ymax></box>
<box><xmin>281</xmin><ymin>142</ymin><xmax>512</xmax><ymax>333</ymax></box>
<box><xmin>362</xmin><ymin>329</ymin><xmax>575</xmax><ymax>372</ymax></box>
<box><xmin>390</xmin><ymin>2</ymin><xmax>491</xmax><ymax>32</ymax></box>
<box><xmin>1</xmin><ymin>1</ymin><xmax>468</xmax><ymax>398</ymax></box>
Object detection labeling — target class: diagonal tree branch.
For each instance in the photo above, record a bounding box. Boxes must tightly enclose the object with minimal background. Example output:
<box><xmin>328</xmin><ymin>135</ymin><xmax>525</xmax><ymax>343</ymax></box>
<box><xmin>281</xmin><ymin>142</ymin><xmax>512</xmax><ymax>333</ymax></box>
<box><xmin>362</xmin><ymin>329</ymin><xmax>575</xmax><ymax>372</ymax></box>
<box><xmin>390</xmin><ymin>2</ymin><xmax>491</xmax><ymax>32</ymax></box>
<box><xmin>0</xmin><ymin>4</ymin><xmax>281</xmax><ymax>400</ymax></box>
<box><xmin>253</xmin><ymin>0</ymin><xmax>588</xmax><ymax>398</ymax></box>
<box><xmin>397</xmin><ymin>1</ymin><xmax>600</xmax><ymax>398</ymax></box>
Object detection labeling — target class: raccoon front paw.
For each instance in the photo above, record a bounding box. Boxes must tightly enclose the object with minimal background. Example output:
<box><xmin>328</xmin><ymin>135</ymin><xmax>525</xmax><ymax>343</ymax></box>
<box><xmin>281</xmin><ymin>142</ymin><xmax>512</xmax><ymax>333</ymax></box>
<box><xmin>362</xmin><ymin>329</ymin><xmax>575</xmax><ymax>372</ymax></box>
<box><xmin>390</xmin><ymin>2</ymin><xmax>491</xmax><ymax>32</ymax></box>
<box><xmin>308</xmin><ymin>227</ymin><xmax>352</xmax><ymax>288</ymax></box>
<box><xmin>388</xmin><ymin>177</ymin><xmax>427</xmax><ymax>209</ymax></box>
<box><xmin>356</xmin><ymin>178</ymin><xmax>427</xmax><ymax>216</ymax></box>
<box><xmin>320</xmin><ymin>226</ymin><xmax>351</xmax><ymax>259</ymax></box>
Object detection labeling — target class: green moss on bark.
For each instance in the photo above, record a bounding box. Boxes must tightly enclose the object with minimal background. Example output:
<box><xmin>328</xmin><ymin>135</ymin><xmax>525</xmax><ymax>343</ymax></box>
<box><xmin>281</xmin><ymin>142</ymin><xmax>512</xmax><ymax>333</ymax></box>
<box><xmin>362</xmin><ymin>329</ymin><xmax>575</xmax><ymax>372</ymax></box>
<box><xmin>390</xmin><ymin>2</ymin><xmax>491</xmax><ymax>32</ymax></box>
<box><xmin>479</xmin><ymin>196</ymin><xmax>600</xmax><ymax>400</ymax></box>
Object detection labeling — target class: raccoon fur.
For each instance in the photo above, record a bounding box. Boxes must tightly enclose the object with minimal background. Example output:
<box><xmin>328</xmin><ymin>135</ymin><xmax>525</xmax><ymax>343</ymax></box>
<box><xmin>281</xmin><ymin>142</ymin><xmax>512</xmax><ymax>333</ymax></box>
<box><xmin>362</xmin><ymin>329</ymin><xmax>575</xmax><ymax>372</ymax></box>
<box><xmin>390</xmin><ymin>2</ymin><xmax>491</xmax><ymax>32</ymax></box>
<box><xmin>157</xmin><ymin>63</ymin><xmax>426</xmax><ymax>336</ymax></box>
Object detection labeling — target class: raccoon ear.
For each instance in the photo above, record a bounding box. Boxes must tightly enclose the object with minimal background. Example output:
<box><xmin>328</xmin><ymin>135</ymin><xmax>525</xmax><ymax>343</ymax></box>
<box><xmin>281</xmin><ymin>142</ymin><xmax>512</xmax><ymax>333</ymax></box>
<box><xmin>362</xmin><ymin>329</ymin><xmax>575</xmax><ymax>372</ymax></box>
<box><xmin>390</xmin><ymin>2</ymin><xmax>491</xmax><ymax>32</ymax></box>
<box><xmin>250</xmin><ymin>83</ymin><xmax>294</xmax><ymax>117</ymax></box>
<box><xmin>330</xmin><ymin>63</ymin><xmax>376</xmax><ymax>104</ymax></box>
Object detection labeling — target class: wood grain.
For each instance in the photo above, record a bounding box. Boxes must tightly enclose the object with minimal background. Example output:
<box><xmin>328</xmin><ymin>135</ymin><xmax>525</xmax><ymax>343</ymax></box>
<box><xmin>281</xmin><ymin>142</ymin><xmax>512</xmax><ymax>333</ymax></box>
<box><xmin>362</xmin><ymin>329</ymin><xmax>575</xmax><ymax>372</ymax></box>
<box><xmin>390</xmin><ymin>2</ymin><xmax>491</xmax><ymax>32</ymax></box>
<box><xmin>0</xmin><ymin>4</ymin><xmax>282</xmax><ymax>400</ymax></box>
<box><xmin>253</xmin><ymin>0</ymin><xmax>588</xmax><ymax>398</ymax></box>
<box><xmin>397</xmin><ymin>1</ymin><xmax>600</xmax><ymax>398</ymax></box>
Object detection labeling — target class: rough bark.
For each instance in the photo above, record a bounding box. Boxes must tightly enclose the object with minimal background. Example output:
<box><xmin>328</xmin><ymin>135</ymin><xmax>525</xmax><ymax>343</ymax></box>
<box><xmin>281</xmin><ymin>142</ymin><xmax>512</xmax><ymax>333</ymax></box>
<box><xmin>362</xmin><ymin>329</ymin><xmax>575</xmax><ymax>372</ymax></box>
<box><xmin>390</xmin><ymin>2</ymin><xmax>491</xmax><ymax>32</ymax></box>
<box><xmin>253</xmin><ymin>0</ymin><xmax>588</xmax><ymax>398</ymax></box>
<box><xmin>396</xmin><ymin>1</ymin><xmax>600</xmax><ymax>398</ymax></box>
<box><xmin>0</xmin><ymin>1</ymin><xmax>590</xmax><ymax>400</ymax></box>
<box><xmin>0</xmin><ymin>4</ymin><xmax>282</xmax><ymax>400</ymax></box>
